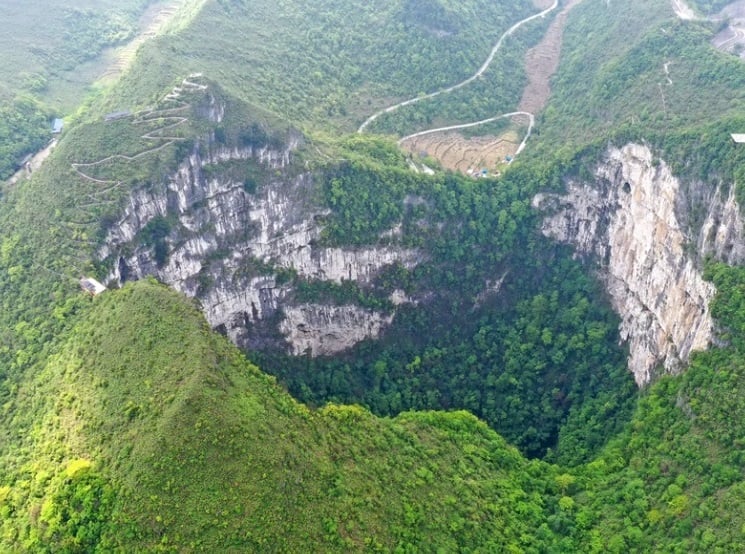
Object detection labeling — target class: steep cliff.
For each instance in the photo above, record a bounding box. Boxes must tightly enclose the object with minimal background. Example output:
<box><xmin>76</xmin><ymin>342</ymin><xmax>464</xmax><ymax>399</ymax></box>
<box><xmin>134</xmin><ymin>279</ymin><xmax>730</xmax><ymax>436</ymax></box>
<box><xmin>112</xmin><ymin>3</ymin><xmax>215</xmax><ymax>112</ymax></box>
<box><xmin>99</xmin><ymin>132</ymin><xmax>422</xmax><ymax>355</ymax></box>
<box><xmin>533</xmin><ymin>143</ymin><xmax>744</xmax><ymax>385</ymax></box>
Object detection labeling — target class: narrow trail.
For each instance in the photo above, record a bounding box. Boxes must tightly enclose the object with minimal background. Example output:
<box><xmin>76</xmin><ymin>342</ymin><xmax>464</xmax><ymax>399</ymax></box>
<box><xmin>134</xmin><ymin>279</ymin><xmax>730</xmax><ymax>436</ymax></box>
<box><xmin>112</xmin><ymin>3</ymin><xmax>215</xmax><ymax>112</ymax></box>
<box><xmin>6</xmin><ymin>140</ymin><xmax>58</xmax><ymax>187</ymax></box>
<box><xmin>357</xmin><ymin>0</ymin><xmax>559</xmax><ymax>156</ymax></box>
<box><xmin>663</xmin><ymin>61</ymin><xmax>673</xmax><ymax>85</ymax></box>
<box><xmin>71</xmin><ymin>75</ymin><xmax>207</xmax><ymax>198</ymax></box>
<box><xmin>58</xmin><ymin>75</ymin><xmax>207</xmax><ymax>259</ymax></box>
<box><xmin>4</xmin><ymin>2</ymin><xmax>202</xmax><ymax>188</ymax></box>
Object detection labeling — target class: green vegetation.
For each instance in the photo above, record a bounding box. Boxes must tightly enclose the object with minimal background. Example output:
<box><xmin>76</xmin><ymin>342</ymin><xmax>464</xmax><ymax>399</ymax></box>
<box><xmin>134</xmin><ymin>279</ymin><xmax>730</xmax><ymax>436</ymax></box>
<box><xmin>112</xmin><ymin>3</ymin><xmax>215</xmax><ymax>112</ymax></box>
<box><xmin>4</xmin><ymin>261</ymin><xmax>745</xmax><ymax>551</ymax></box>
<box><xmin>252</xmin><ymin>137</ymin><xmax>635</xmax><ymax>462</ymax></box>
<box><xmin>0</xmin><ymin>0</ymin><xmax>157</xmax><ymax>179</ymax></box>
<box><xmin>532</xmin><ymin>0</ymin><xmax>745</xmax><ymax>157</ymax></box>
<box><xmin>107</xmin><ymin>0</ymin><xmax>540</xmax><ymax>131</ymax></box>
<box><xmin>0</xmin><ymin>97</ymin><xmax>50</xmax><ymax>179</ymax></box>
<box><xmin>4</xmin><ymin>0</ymin><xmax>745</xmax><ymax>550</ymax></box>
<box><xmin>0</xmin><ymin>279</ymin><xmax>562</xmax><ymax>552</ymax></box>
<box><xmin>688</xmin><ymin>0</ymin><xmax>732</xmax><ymax>14</ymax></box>
<box><xmin>0</xmin><ymin>1</ymin><xmax>145</xmax><ymax>98</ymax></box>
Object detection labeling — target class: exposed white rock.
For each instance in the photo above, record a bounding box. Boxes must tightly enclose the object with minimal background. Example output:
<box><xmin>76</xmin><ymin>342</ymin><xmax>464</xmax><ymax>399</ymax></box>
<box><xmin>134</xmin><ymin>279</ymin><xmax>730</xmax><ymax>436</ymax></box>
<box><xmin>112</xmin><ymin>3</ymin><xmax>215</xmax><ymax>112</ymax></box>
<box><xmin>280</xmin><ymin>304</ymin><xmax>394</xmax><ymax>356</ymax></box>
<box><xmin>533</xmin><ymin>143</ymin><xmax>744</xmax><ymax>385</ymax></box>
<box><xmin>698</xmin><ymin>184</ymin><xmax>745</xmax><ymax>263</ymax></box>
<box><xmin>473</xmin><ymin>272</ymin><xmax>509</xmax><ymax>309</ymax></box>
<box><xmin>100</xmin><ymin>135</ymin><xmax>422</xmax><ymax>356</ymax></box>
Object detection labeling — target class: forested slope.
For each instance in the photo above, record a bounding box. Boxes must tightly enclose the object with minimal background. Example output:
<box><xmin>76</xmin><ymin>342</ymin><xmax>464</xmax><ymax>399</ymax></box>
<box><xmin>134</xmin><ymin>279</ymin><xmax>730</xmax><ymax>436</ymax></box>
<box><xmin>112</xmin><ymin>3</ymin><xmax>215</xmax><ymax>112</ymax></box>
<box><xmin>0</xmin><ymin>0</ymin><xmax>162</xmax><ymax>179</ymax></box>
<box><xmin>0</xmin><ymin>278</ymin><xmax>560</xmax><ymax>552</ymax></box>
<box><xmin>3</xmin><ymin>0</ymin><xmax>745</xmax><ymax>551</ymax></box>
<box><xmin>3</xmin><ymin>254</ymin><xmax>745</xmax><ymax>552</ymax></box>
<box><xmin>104</xmin><ymin>0</ymin><xmax>543</xmax><ymax>132</ymax></box>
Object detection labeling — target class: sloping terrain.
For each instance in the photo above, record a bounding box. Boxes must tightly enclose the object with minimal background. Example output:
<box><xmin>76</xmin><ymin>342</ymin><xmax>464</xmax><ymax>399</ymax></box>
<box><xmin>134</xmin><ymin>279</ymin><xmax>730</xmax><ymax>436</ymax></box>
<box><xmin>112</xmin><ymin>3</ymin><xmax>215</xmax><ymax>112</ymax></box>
<box><xmin>0</xmin><ymin>278</ymin><xmax>558</xmax><ymax>552</ymax></box>
<box><xmin>4</xmin><ymin>0</ymin><xmax>745</xmax><ymax>551</ymax></box>
<box><xmin>400</xmin><ymin>123</ymin><xmax>523</xmax><ymax>174</ymax></box>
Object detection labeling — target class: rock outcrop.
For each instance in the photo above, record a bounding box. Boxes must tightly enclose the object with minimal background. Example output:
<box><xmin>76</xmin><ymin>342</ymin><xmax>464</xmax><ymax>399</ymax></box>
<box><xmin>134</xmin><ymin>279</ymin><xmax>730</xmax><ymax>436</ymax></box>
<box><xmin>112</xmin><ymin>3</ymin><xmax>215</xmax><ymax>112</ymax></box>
<box><xmin>100</xmin><ymin>133</ymin><xmax>422</xmax><ymax>355</ymax></box>
<box><xmin>533</xmin><ymin>143</ymin><xmax>744</xmax><ymax>385</ymax></box>
<box><xmin>280</xmin><ymin>304</ymin><xmax>395</xmax><ymax>356</ymax></box>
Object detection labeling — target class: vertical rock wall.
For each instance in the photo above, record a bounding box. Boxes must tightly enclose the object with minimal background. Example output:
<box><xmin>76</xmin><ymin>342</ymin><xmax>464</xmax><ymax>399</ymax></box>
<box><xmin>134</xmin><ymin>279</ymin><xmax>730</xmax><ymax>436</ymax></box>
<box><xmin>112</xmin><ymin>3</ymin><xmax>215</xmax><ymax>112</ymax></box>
<box><xmin>533</xmin><ymin>143</ymin><xmax>744</xmax><ymax>385</ymax></box>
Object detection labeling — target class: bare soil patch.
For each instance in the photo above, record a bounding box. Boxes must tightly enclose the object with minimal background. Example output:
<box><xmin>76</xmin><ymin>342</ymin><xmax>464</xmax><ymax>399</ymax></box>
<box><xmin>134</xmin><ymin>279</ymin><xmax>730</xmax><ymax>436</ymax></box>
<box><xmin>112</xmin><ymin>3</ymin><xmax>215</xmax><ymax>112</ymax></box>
<box><xmin>533</xmin><ymin>0</ymin><xmax>556</xmax><ymax>9</ymax></box>
<box><xmin>519</xmin><ymin>0</ymin><xmax>583</xmax><ymax>114</ymax></box>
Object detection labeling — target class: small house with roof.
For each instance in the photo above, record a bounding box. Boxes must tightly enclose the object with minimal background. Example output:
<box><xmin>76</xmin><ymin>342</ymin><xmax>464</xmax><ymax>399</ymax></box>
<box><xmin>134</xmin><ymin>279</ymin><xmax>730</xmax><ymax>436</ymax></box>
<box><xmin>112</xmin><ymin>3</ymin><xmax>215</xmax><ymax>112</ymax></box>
<box><xmin>80</xmin><ymin>277</ymin><xmax>107</xmax><ymax>296</ymax></box>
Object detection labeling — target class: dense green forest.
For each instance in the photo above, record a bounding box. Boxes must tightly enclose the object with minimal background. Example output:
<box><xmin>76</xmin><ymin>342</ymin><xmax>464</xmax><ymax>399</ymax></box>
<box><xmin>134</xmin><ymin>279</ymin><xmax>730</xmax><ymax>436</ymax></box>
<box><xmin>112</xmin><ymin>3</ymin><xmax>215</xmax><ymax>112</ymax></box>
<box><xmin>0</xmin><ymin>0</ymin><xmax>156</xmax><ymax>179</ymax></box>
<box><xmin>105</xmin><ymin>0</ymin><xmax>539</xmax><ymax>131</ymax></box>
<box><xmin>251</xmin><ymin>138</ymin><xmax>636</xmax><ymax>462</ymax></box>
<box><xmin>3</xmin><ymin>246</ymin><xmax>745</xmax><ymax>551</ymax></box>
<box><xmin>4</xmin><ymin>0</ymin><xmax>745</xmax><ymax>550</ymax></box>
<box><xmin>0</xmin><ymin>97</ymin><xmax>50</xmax><ymax>179</ymax></box>
<box><xmin>688</xmin><ymin>0</ymin><xmax>733</xmax><ymax>14</ymax></box>
<box><xmin>535</xmin><ymin>0</ymin><xmax>745</xmax><ymax>153</ymax></box>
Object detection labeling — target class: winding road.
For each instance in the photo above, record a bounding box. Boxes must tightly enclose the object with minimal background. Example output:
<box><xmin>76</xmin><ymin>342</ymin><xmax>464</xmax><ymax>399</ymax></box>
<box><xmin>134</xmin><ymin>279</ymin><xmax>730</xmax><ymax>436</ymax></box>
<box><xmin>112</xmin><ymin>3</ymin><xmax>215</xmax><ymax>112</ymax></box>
<box><xmin>358</xmin><ymin>0</ymin><xmax>559</xmax><ymax>163</ymax></box>
<box><xmin>71</xmin><ymin>76</ymin><xmax>206</xmax><ymax>201</ymax></box>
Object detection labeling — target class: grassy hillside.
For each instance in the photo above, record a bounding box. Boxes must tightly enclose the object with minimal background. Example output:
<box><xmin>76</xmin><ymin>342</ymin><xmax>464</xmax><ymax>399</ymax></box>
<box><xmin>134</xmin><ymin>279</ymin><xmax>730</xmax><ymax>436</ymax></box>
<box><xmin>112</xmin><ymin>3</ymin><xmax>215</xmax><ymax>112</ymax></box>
<box><xmin>0</xmin><ymin>0</ymin><xmax>147</xmax><ymax>103</ymax></box>
<box><xmin>4</xmin><ymin>0</ymin><xmax>745</xmax><ymax>550</ymax></box>
<box><xmin>0</xmin><ymin>0</ymin><xmax>168</xmax><ymax>179</ymax></box>
<box><xmin>104</xmin><ymin>0</ymin><xmax>542</xmax><ymax>131</ymax></box>
<box><xmin>4</xmin><ymin>264</ymin><xmax>745</xmax><ymax>552</ymax></box>
<box><xmin>532</xmin><ymin>0</ymin><xmax>745</xmax><ymax>156</ymax></box>
<box><xmin>0</xmin><ymin>278</ymin><xmax>564</xmax><ymax>552</ymax></box>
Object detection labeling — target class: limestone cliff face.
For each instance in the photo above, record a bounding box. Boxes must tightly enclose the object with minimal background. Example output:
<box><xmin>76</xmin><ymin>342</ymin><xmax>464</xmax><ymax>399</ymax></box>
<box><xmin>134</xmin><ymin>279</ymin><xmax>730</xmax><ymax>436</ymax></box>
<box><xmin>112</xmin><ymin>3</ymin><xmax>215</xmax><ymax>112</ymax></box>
<box><xmin>280</xmin><ymin>305</ymin><xmax>395</xmax><ymax>356</ymax></box>
<box><xmin>533</xmin><ymin>143</ymin><xmax>744</xmax><ymax>385</ymax></box>
<box><xmin>99</xmin><ymin>135</ymin><xmax>422</xmax><ymax>355</ymax></box>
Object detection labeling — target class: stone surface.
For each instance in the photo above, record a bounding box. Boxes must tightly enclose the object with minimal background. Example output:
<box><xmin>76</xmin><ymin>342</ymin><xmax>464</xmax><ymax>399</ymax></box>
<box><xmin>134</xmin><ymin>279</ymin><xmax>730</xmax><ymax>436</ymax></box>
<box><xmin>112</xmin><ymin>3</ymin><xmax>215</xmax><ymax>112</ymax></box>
<box><xmin>533</xmin><ymin>143</ymin><xmax>744</xmax><ymax>385</ymax></box>
<box><xmin>100</xmin><ymin>131</ymin><xmax>422</xmax><ymax>356</ymax></box>
<box><xmin>279</xmin><ymin>304</ymin><xmax>395</xmax><ymax>356</ymax></box>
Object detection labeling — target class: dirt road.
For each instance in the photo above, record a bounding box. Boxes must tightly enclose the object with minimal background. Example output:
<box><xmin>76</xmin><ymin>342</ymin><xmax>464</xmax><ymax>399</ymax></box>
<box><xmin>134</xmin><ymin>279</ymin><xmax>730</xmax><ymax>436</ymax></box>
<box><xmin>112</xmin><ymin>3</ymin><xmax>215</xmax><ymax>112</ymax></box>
<box><xmin>398</xmin><ymin>0</ymin><xmax>583</xmax><ymax>173</ymax></box>
<box><xmin>6</xmin><ymin>140</ymin><xmax>57</xmax><ymax>187</ymax></box>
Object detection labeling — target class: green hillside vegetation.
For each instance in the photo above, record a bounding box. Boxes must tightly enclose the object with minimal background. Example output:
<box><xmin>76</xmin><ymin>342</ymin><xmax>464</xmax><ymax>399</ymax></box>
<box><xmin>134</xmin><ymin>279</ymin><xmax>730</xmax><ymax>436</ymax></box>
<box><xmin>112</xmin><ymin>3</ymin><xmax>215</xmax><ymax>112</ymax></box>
<box><xmin>0</xmin><ymin>278</ymin><xmax>562</xmax><ymax>552</ymax></box>
<box><xmin>4</xmin><ymin>75</ymin><xmax>637</xmax><ymax>464</ymax></box>
<box><xmin>689</xmin><ymin>0</ymin><xmax>732</xmax><ymax>14</ymax></box>
<box><xmin>4</xmin><ymin>260</ymin><xmax>745</xmax><ymax>552</ymax></box>
<box><xmin>0</xmin><ymin>0</ymin><xmax>159</xmax><ymax>179</ymax></box>
<box><xmin>0</xmin><ymin>97</ymin><xmax>50</xmax><ymax>180</ymax></box>
<box><xmin>256</xmin><ymin>138</ymin><xmax>636</xmax><ymax>462</ymax></box>
<box><xmin>534</xmin><ymin>0</ymin><xmax>745</xmax><ymax>155</ymax></box>
<box><xmin>4</xmin><ymin>0</ymin><xmax>745</xmax><ymax>550</ymax></box>
<box><xmin>0</xmin><ymin>0</ymin><xmax>145</xmax><ymax>99</ymax></box>
<box><xmin>105</xmin><ymin>0</ymin><xmax>539</xmax><ymax>131</ymax></box>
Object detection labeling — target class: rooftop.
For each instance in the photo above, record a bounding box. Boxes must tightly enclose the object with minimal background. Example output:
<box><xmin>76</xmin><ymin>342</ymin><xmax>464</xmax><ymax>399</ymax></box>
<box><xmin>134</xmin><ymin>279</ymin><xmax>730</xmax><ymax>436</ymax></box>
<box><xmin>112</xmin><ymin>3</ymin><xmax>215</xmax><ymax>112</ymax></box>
<box><xmin>80</xmin><ymin>277</ymin><xmax>107</xmax><ymax>296</ymax></box>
